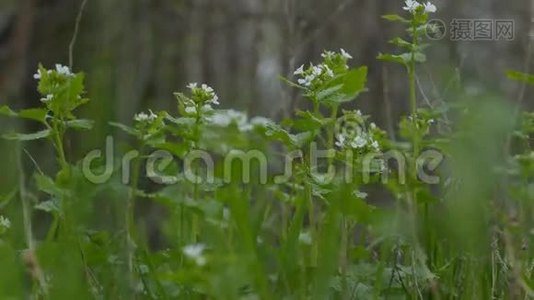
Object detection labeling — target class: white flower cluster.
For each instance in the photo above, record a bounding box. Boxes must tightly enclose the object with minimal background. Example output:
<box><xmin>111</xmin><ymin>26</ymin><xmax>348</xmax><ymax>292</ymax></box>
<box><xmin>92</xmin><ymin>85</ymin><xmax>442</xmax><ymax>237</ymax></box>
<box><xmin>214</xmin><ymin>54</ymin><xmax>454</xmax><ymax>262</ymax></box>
<box><xmin>134</xmin><ymin>110</ymin><xmax>157</xmax><ymax>123</ymax></box>
<box><xmin>207</xmin><ymin>109</ymin><xmax>274</xmax><ymax>132</ymax></box>
<box><xmin>294</xmin><ymin>49</ymin><xmax>353</xmax><ymax>88</ymax></box>
<box><xmin>0</xmin><ymin>216</ymin><xmax>10</xmax><ymax>231</ymax></box>
<box><xmin>335</xmin><ymin>132</ymin><xmax>380</xmax><ymax>152</ymax></box>
<box><xmin>322</xmin><ymin>48</ymin><xmax>353</xmax><ymax>60</ymax></box>
<box><xmin>182</xmin><ymin>243</ymin><xmax>207</xmax><ymax>266</ymax></box>
<box><xmin>55</xmin><ymin>64</ymin><xmax>75</xmax><ymax>77</ymax></box>
<box><xmin>403</xmin><ymin>0</ymin><xmax>437</xmax><ymax>14</ymax></box>
<box><xmin>33</xmin><ymin>64</ymin><xmax>75</xmax><ymax>80</ymax></box>
<box><xmin>182</xmin><ymin>83</ymin><xmax>220</xmax><ymax>115</ymax></box>
<box><xmin>295</xmin><ymin>64</ymin><xmax>334</xmax><ymax>87</ymax></box>
<box><xmin>335</xmin><ymin>111</ymin><xmax>381</xmax><ymax>152</ymax></box>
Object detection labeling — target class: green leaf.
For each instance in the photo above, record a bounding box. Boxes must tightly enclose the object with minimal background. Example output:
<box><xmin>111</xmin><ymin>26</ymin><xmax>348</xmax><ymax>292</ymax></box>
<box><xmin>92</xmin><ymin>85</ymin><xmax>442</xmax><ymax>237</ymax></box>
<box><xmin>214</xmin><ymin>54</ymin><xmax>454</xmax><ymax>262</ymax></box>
<box><xmin>389</xmin><ymin>37</ymin><xmax>412</xmax><ymax>49</ymax></box>
<box><xmin>65</xmin><ymin>119</ymin><xmax>94</xmax><ymax>130</ymax></box>
<box><xmin>34</xmin><ymin>173</ymin><xmax>62</xmax><ymax>196</ymax></box>
<box><xmin>340</xmin><ymin>66</ymin><xmax>368</xmax><ymax>97</ymax></box>
<box><xmin>18</xmin><ymin>108</ymin><xmax>48</xmax><ymax>123</ymax></box>
<box><xmin>34</xmin><ymin>199</ymin><xmax>61</xmax><ymax>214</ymax></box>
<box><xmin>3</xmin><ymin>129</ymin><xmax>51</xmax><ymax>141</ymax></box>
<box><xmin>0</xmin><ymin>106</ymin><xmax>48</xmax><ymax>123</ymax></box>
<box><xmin>0</xmin><ymin>106</ymin><xmax>18</xmax><ymax>117</ymax></box>
<box><xmin>321</xmin><ymin>66</ymin><xmax>368</xmax><ymax>104</ymax></box>
<box><xmin>264</xmin><ymin>124</ymin><xmax>312</xmax><ymax>148</ymax></box>
<box><xmin>382</xmin><ymin>14</ymin><xmax>409</xmax><ymax>23</ymax></box>
<box><xmin>292</xmin><ymin>111</ymin><xmax>325</xmax><ymax>131</ymax></box>
<box><xmin>316</xmin><ymin>85</ymin><xmax>344</xmax><ymax>102</ymax></box>
<box><xmin>378</xmin><ymin>52</ymin><xmax>426</xmax><ymax>65</ymax></box>
<box><xmin>109</xmin><ymin>122</ymin><xmax>137</xmax><ymax>136</ymax></box>
<box><xmin>0</xmin><ymin>189</ymin><xmax>17</xmax><ymax>210</ymax></box>
<box><xmin>377</xmin><ymin>53</ymin><xmax>407</xmax><ymax>65</ymax></box>
<box><xmin>506</xmin><ymin>70</ymin><xmax>534</xmax><ymax>85</ymax></box>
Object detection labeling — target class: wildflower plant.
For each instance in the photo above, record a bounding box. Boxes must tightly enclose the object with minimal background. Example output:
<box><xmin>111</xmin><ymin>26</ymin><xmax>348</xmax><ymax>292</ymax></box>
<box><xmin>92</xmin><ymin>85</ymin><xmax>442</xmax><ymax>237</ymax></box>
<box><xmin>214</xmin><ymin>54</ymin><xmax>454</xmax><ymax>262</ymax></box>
<box><xmin>291</xmin><ymin>49</ymin><xmax>367</xmax><ymax>110</ymax></box>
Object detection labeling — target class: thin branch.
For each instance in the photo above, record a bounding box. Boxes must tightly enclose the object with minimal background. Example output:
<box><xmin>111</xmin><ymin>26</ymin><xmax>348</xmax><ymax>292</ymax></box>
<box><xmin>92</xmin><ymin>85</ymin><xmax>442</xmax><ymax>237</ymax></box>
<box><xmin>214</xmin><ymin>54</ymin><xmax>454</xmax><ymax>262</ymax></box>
<box><xmin>69</xmin><ymin>0</ymin><xmax>89</xmax><ymax>69</ymax></box>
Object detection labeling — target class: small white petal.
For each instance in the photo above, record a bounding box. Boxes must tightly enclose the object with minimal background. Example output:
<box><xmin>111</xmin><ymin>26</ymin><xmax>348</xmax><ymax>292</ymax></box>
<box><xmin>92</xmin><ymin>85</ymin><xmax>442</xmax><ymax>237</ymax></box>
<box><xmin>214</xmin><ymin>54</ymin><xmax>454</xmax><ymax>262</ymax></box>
<box><xmin>40</xmin><ymin>94</ymin><xmax>53</xmax><ymax>103</ymax></box>
<box><xmin>351</xmin><ymin>136</ymin><xmax>367</xmax><ymax>149</ymax></box>
<box><xmin>183</xmin><ymin>244</ymin><xmax>207</xmax><ymax>266</ymax></box>
<box><xmin>335</xmin><ymin>134</ymin><xmax>346</xmax><ymax>148</ymax></box>
<box><xmin>403</xmin><ymin>0</ymin><xmax>421</xmax><ymax>13</ymax></box>
<box><xmin>208</xmin><ymin>95</ymin><xmax>220</xmax><ymax>105</ymax></box>
<box><xmin>424</xmin><ymin>2</ymin><xmax>437</xmax><ymax>13</ymax></box>
<box><xmin>298</xmin><ymin>232</ymin><xmax>313</xmax><ymax>245</ymax></box>
<box><xmin>340</xmin><ymin>48</ymin><xmax>353</xmax><ymax>59</ymax></box>
<box><xmin>354</xmin><ymin>190</ymin><xmax>368</xmax><ymax>199</ymax></box>
<box><xmin>294</xmin><ymin>65</ymin><xmax>305</xmax><ymax>75</ymax></box>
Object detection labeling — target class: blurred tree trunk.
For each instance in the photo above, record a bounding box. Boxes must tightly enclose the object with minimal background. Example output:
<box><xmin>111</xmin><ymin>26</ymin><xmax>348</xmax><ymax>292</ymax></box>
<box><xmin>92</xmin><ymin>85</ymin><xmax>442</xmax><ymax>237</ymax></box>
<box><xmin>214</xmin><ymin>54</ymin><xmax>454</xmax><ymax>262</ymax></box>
<box><xmin>0</xmin><ymin>0</ymin><xmax>34</xmax><ymax>105</ymax></box>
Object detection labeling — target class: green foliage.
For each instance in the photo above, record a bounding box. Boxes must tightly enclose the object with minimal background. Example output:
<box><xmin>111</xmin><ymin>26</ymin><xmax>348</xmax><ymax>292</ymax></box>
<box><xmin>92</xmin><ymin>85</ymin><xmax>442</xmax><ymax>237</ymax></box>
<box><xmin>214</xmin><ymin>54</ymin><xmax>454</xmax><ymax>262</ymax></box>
<box><xmin>0</xmin><ymin>2</ymin><xmax>533</xmax><ymax>299</ymax></box>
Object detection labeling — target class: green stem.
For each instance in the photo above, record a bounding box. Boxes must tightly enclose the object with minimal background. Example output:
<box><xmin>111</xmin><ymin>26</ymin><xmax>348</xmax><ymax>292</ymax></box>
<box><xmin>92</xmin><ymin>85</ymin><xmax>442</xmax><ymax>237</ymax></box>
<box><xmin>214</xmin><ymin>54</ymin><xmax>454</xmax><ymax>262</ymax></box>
<box><xmin>127</xmin><ymin>144</ymin><xmax>144</xmax><ymax>294</ymax></box>
<box><xmin>409</xmin><ymin>21</ymin><xmax>418</xmax><ymax>118</ymax></box>
<box><xmin>327</xmin><ymin>105</ymin><xmax>339</xmax><ymax>166</ymax></box>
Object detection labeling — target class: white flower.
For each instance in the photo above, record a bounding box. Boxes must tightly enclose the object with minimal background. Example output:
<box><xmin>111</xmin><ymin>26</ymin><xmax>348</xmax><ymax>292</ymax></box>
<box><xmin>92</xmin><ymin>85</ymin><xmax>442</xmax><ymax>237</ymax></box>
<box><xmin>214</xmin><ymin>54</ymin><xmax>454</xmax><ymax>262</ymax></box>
<box><xmin>371</xmin><ymin>140</ymin><xmax>380</xmax><ymax>152</ymax></box>
<box><xmin>134</xmin><ymin>110</ymin><xmax>157</xmax><ymax>122</ymax></box>
<box><xmin>55</xmin><ymin>64</ymin><xmax>74</xmax><ymax>77</ymax></box>
<box><xmin>340</xmin><ymin>48</ymin><xmax>353</xmax><ymax>60</ymax></box>
<box><xmin>335</xmin><ymin>134</ymin><xmax>346</xmax><ymax>148</ymax></box>
<box><xmin>40</xmin><ymin>94</ymin><xmax>53</xmax><ymax>103</ymax></box>
<box><xmin>185</xmin><ymin>106</ymin><xmax>197</xmax><ymax>114</ymax></box>
<box><xmin>33</xmin><ymin>70</ymin><xmax>42</xmax><ymax>80</ymax></box>
<box><xmin>298</xmin><ymin>232</ymin><xmax>313</xmax><ymax>245</ymax></box>
<box><xmin>323</xmin><ymin>65</ymin><xmax>335</xmax><ymax>78</ymax></box>
<box><xmin>353</xmin><ymin>190</ymin><xmax>368</xmax><ymax>199</ymax></box>
<box><xmin>369</xmin><ymin>122</ymin><xmax>377</xmax><ymax>130</ymax></box>
<box><xmin>0</xmin><ymin>216</ymin><xmax>10</xmax><ymax>229</ymax></box>
<box><xmin>208</xmin><ymin>111</ymin><xmax>232</xmax><ymax>126</ymax></box>
<box><xmin>423</xmin><ymin>1</ymin><xmax>437</xmax><ymax>13</ymax></box>
<box><xmin>351</xmin><ymin>135</ymin><xmax>367</xmax><ymax>149</ymax></box>
<box><xmin>250</xmin><ymin>116</ymin><xmax>273</xmax><ymax>127</ymax></box>
<box><xmin>183</xmin><ymin>244</ymin><xmax>207</xmax><ymax>266</ymax></box>
<box><xmin>134</xmin><ymin>112</ymin><xmax>149</xmax><ymax>122</ymax></box>
<box><xmin>201</xmin><ymin>84</ymin><xmax>214</xmax><ymax>93</ymax></box>
<box><xmin>207</xmin><ymin>109</ymin><xmax>248</xmax><ymax>127</ymax></box>
<box><xmin>208</xmin><ymin>94</ymin><xmax>220</xmax><ymax>105</ymax></box>
<box><xmin>33</xmin><ymin>69</ymin><xmax>52</xmax><ymax>80</ymax></box>
<box><xmin>201</xmin><ymin>104</ymin><xmax>213</xmax><ymax>112</ymax></box>
<box><xmin>312</xmin><ymin>65</ymin><xmax>323</xmax><ymax>76</ymax></box>
<box><xmin>294</xmin><ymin>65</ymin><xmax>305</xmax><ymax>75</ymax></box>
<box><xmin>223</xmin><ymin>208</ymin><xmax>231</xmax><ymax>221</ymax></box>
<box><xmin>298</xmin><ymin>75</ymin><xmax>314</xmax><ymax>87</ymax></box>
<box><xmin>403</xmin><ymin>0</ymin><xmax>421</xmax><ymax>13</ymax></box>
<box><xmin>321</xmin><ymin>50</ymin><xmax>336</xmax><ymax>59</ymax></box>
<box><xmin>239</xmin><ymin>123</ymin><xmax>254</xmax><ymax>132</ymax></box>
<box><xmin>187</xmin><ymin>82</ymin><xmax>198</xmax><ymax>90</ymax></box>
